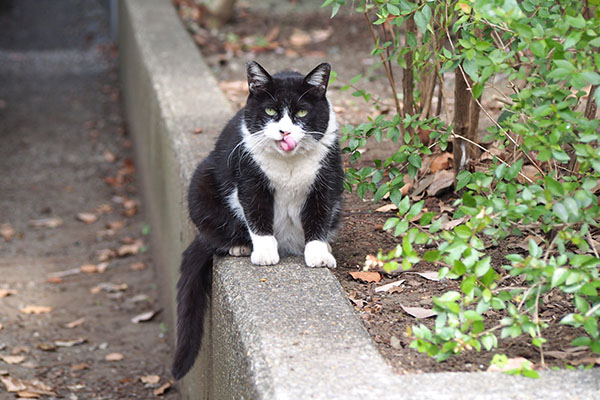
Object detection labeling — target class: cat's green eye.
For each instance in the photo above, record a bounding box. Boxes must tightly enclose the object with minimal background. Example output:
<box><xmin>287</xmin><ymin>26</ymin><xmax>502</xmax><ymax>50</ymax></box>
<box><xmin>296</xmin><ymin>109</ymin><xmax>308</xmax><ymax>118</ymax></box>
<box><xmin>265</xmin><ymin>107</ymin><xmax>277</xmax><ymax>116</ymax></box>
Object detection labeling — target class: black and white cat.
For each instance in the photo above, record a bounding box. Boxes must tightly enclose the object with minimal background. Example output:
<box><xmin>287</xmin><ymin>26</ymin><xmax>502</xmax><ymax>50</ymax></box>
<box><xmin>171</xmin><ymin>61</ymin><xmax>344</xmax><ymax>380</ymax></box>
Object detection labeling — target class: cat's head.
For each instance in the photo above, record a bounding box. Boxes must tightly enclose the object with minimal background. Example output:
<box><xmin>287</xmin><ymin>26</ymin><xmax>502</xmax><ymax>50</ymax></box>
<box><xmin>242</xmin><ymin>61</ymin><xmax>337</xmax><ymax>156</ymax></box>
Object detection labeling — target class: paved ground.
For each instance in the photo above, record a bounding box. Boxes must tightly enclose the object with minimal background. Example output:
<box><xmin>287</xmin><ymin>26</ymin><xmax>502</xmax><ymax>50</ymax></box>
<box><xmin>0</xmin><ymin>1</ymin><xmax>177</xmax><ymax>398</ymax></box>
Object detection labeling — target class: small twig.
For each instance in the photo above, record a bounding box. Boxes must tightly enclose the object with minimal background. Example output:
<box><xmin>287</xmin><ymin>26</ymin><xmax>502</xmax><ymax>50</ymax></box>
<box><xmin>450</xmin><ymin>131</ymin><xmax>535</xmax><ymax>184</ymax></box>
<box><xmin>584</xmin><ymin>302</ymin><xmax>600</xmax><ymax>318</ymax></box>
<box><xmin>364</xmin><ymin>11</ymin><xmax>402</xmax><ymax>116</ymax></box>
<box><xmin>587</xmin><ymin>230</ymin><xmax>599</xmax><ymax>259</ymax></box>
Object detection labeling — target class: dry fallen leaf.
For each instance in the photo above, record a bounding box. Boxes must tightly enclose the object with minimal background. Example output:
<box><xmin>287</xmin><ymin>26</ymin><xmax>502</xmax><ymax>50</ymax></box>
<box><xmin>289</xmin><ymin>29</ymin><xmax>312</xmax><ymax>47</ymax></box>
<box><xmin>430</xmin><ymin>152</ymin><xmax>454</xmax><ymax>173</ymax></box>
<box><xmin>427</xmin><ymin>169</ymin><xmax>455</xmax><ymax>197</ymax></box>
<box><xmin>71</xmin><ymin>362</ymin><xmax>89</xmax><ymax>371</ymax></box>
<box><xmin>390</xmin><ymin>335</ymin><xmax>402</xmax><ymax>349</ymax></box>
<box><xmin>131</xmin><ymin>310</ymin><xmax>158</xmax><ymax>324</ymax></box>
<box><xmin>153</xmin><ymin>381</ymin><xmax>172</xmax><ymax>396</ymax></box>
<box><xmin>16</xmin><ymin>390</ymin><xmax>40</xmax><ymax>398</ymax></box>
<box><xmin>76</xmin><ymin>212</ymin><xmax>98</xmax><ymax>224</ymax></box>
<box><xmin>349</xmin><ymin>271</ymin><xmax>382</xmax><ymax>283</ymax></box>
<box><xmin>0</xmin><ymin>223</ymin><xmax>16</xmax><ymax>241</ymax></box>
<box><xmin>117</xmin><ymin>240</ymin><xmax>143</xmax><ymax>257</ymax></box>
<box><xmin>0</xmin><ymin>289</ymin><xmax>17</xmax><ymax>298</ymax></box>
<box><xmin>11</xmin><ymin>346</ymin><xmax>29</xmax><ymax>355</ymax></box>
<box><xmin>140</xmin><ymin>375</ymin><xmax>160</xmax><ymax>384</ymax></box>
<box><xmin>64</xmin><ymin>317</ymin><xmax>85</xmax><ymax>329</ymax></box>
<box><xmin>79</xmin><ymin>264</ymin><xmax>99</xmax><ymax>273</ymax></box>
<box><xmin>90</xmin><ymin>282</ymin><xmax>128</xmax><ymax>294</ymax></box>
<box><xmin>130</xmin><ymin>262</ymin><xmax>147</xmax><ymax>271</ymax></box>
<box><xmin>54</xmin><ymin>337</ymin><xmax>86</xmax><ymax>348</ymax></box>
<box><xmin>106</xmin><ymin>220</ymin><xmax>124</xmax><ymax>230</ymax></box>
<box><xmin>20</xmin><ymin>305</ymin><xmax>52</xmax><ymax>315</ymax></box>
<box><xmin>0</xmin><ymin>376</ymin><xmax>55</xmax><ymax>396</ymax></box>
<box><xmin>400</xmin><ymin>304</ymin><xmax>437</xmax><ymax>319</ymax></box>
<box><xmin>375</xmin><ymin>203</ymin><xmax>398</xmax><ymax>213</ymax></box>
<box><xmin>375</xmin><ymin>279</ymin><xmax>406</xmax><ymax>293</ymax></box>
<box><xmin>408</xmin><ymin>271</ymin><xmax>441</xmax><ymax>281</ymax></box>
<box><xmin>36</xmin><ymin>343</ymin><xmax>56</xmax><ymax>352</ymax></box>
<box><xmin>28</xmin><ymin>217</ymin><xmax>63</xmax><ymax>228</ymax></box>
<box><xmin>0</xmin><ymin>323</ymin><xmax>3</xmax><ymax>331</ymax></box>
<box><xmin>105</xmin><ymin>352</ymin><xmax>124</xmax><ymax>361</ymax></box>
<box><xmin>103</xmin><ymin>149</ymin><xmax>116</xmax><ymax>162</ymax></box>
<box><xmin>97</xmin><ymin>248</ymin><xmax>117</xmax><ymax>262</ymax></box>
<box><xmin>1</xmin><ymin>355</ymin><xmax>25</xmax><ymax>365</ymax></box>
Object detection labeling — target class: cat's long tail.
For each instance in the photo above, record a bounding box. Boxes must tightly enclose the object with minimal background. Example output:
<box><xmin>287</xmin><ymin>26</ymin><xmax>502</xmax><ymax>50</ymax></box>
<box><xmin>172</xmin><ymin>234</ymin><xmax>215</xmax><ymax>380</ymax></box>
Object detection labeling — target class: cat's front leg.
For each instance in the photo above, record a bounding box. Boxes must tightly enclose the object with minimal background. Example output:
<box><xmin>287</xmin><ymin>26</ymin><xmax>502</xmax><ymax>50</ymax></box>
<box><xmin>236</xmin><ymin>179</ymin><xmax>280</xmax><ymax>266</ymax></box>
<box><xmin>249</xmin><ymin>233</ymin><xmax>280</xmax><ymax>265</ymax></box>
<box><xmin>304</xmin><ymin>240</ymin><xmax>336</xmax><ymax>268</ymax></box>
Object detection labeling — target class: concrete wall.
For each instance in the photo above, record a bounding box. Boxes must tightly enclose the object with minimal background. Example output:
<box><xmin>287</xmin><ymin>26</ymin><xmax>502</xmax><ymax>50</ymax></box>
<box><xmin>118</xmin><ymin>1</ymin><xmax>600</xmax><ymax>399</ymax></box>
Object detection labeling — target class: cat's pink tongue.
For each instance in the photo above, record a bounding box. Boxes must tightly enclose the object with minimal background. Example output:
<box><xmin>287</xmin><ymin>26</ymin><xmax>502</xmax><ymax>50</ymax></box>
<box><xmin>279</xmin><ymin>136</ymin><xmax>297</xmax><ymax>152</ymax></box>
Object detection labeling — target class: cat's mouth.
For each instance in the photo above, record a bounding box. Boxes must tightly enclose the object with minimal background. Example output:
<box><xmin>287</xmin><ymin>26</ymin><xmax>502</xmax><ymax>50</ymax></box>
<box><xmin>278</xmin><ymin>136</ymin><xmax>297</xmax><ymax>152</ymax></box>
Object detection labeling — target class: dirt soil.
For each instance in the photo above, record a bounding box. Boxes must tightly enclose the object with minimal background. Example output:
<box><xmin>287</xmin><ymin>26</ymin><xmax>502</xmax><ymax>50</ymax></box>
<box><xmin>0</xmin><ymin>1</ymin><xmax>177</xmax><ymax>398</ymax></box>
<box><xmin>176</xmin><ymin>0</ymin><xmax>598</xmax><ymax>375</ymax></box>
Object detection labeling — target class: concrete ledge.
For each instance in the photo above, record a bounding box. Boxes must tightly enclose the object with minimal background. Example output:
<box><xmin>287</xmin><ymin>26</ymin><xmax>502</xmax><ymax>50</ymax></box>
<box><xmin>118</xmin><ymin>0</ymin><xmax>600</xmax><ymax>398</ymax></box>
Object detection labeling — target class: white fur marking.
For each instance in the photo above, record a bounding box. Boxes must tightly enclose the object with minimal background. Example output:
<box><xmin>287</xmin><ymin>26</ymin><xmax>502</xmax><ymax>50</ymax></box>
<box><xmin>229</xmin><ymin>245</ymin><xmax>251</xmax><ymax>257</ymax></box>
<box><xmin>304</xmin><ymin>240</ymin><xmax>336</xmax><ymax>268</ymax></box>
<box><xmin>249</xmin><ymin>234</ymin><xmax>280</xmax><ymax>265</ymax></box>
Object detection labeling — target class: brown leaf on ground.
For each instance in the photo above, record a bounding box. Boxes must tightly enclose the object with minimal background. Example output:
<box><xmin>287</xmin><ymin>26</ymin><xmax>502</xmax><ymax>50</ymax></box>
<box><xmin>131</xmin><ymin>310</ymin><xmax>158</xmax><ymax>324</ymax></box>
<box><xmin>106</xmin><ymin>220</ymin><xmax>124</xmax><ymax>230</ymax></box>
<box><xmin>105</xmin><ymin>352</ymin><xmax>124</xmax><ymax>361</ymax></box>
<box><xmin>20</xmin><ymin>305</ymin><xmax>52</xmax><ymax>315</ymax></box>
<box><xmin>400</xmin><ymin>304</ymin><xmax>437</xmax><ymax>319</ymax></box>
<box><xmin>79</xmin><ymin>264</ymin><xmax>99</xmax><ymax>273</ymax></box>
<box><xmin>130</xmin><ymin>262</ymin><xmax>147</xmax><ymax>271</ymax></box>
<box><xmin>46</xmin><ymin>276</ymin><xmax>63</xmax><ymax>284</ymax></box>
<box><xmin>408</xmin><ymin>271</ymin><xmax>441</xmax><ymax>281</ymax></box>
<box><xmin>36</xmin><ymin>343</ymin><xmax>56</xmax><ymax>352</ymax></box>
<box><xmin>289</xmin><ymin>29</ymin><xmax>312</xmax><ymax>47</ymax></box>
<box><xmin>0</xmin><ymin>223</ymin><xmax>16</xmax><ymax>241</ymax></box>
<box><xmin>28</xmin><ymin>217</ymin><xmax>63</xmax><ymax>228</ymax></box>
<box><xmin>153</xmin><ymin>381</ymin><xmax>172</xmax><ymax>396</ymax></box>
<box><xmin>375</xmin><ymin>279</ymin><xmax>406</xmax><ymax>293</ymax></box>
<box><xmin>71</xmin><ymin>362</ymin><xmax>89</xmax><ymax>371</ymax></box>
<box><xmin>97</xmin><ymin>248</ymin><xmax>117</xmax><ymax>262</ymax></box>
<box><xmin>122</xmin><ymin>199</ymin><xmax>138</xmax><ymax>217</ymax></box>
<box><xmin>517</xmin><ymin>165</ymin><xmax>542</xmax><ymax>184</ymax></box>
<box><xmin>349</xmin><ymin>271</ymin><xmax>382</xmax><ymax>283</ymax></box>
<box><xmin>487</xmin><ymin>357</ymin><xmax>534</xmax><ymax>372</ymax></box>
<box><xmin>1</xmin><ymin>355</ymin><xmax>25</xmax><ymax>365</ymax></box>
<box><xmin>16</xmin><ymin>390</ymin><xmax>40</xmax><ymax>398</ymax></box>
<box><xmin>64</xmin><ymin>317</ymin><xmax>85</xmax><ymax>329</ymax></box>
<box><xmin>90</xmin><ymin>282</ymin><xmax>128</xmax><ymax>294</ymax></box>
<box><xmin>374</xmin><ymin>203</ymin><xmax>398</xmax><ymax>213</ymax></box>
<box><xmin>140</xmin><ymin>375</ymin><xmax>160</xmax><ymax>385</ymax></box>
<box><xmin>103</xmin><ymin>149</ymin><xmax>116</xmax><ymax>163</ymax></box>
<box><xmin>117</xmin><ymin>240</ymin><xmax>143</xmax><ymax>257</ymax></box>
<box><xmin>10</xmin><ymin>346</ymin><xmax>29</xmax><ymax>355</ymax></box>
<box><xmin>54</xmin><ymin>337</ymin><xmax>87</xmax><ymax>348</ymax></box>
<box><xmin>76</xmin><ymin>212</ymin><xmax>98</xmax><ymax>224</ymax></box>
<box><xmin>430</xmin><ymin>153</ymin><xmax>454</xmax><ymax>173</ymax></box>
<box><xmin>0</xmin><ymin>323</ymin><xmax>3</xmax><ymax>331</ymax></box>
<box><xmin>0</xmin><ymin>289</ymin><xmax>17</xmax><ymax>298</ymax></box>
<box><xmin>0</xmin><ymin>376</ymin><xmax>56</xmax><ymax>396</ymax></box>
<box><xmin>441</xmin><ymin>216</ymin><xmax>466</xmax><ymax>230</ymax></box>
<box><xmin>427</xmin><ymin>170</ymin><xmax>455</xmax><ymax>197</ymax></box>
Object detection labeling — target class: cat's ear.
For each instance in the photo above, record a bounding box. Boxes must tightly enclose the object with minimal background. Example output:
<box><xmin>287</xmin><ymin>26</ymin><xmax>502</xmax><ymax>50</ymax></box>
<box><xmin>303</xmin><ymin>63</ymin><xmax>331</xmax><ymax>97</ymax></box>
<box><xmin>246</xmin><ymin>61</ymin><xmax>273</xmax><ymax>95</ymax></box>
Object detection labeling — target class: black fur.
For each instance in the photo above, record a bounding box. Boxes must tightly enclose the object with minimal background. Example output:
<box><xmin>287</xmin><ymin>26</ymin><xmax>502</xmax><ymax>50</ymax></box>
<box><xmin>171</xmin><ymin>61</ymin><xmax>344</xmax><ymax>380</ymax></box>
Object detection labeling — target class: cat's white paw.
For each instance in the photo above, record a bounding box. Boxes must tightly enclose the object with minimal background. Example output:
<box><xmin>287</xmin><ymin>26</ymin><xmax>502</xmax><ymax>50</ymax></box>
<box><xmin>229</xmin><ymin>245</ymin><xmax>252</xmax><ymax>257</ymax></box>
<box><xmin>250</xmin><ymin>235</ymin><xmax>280</xmax><ymax>265</ymax></box>
<box><xmin>304</xmin><ymin>240</ymin><xmax>336</xmax><ymax>268</ymax></box>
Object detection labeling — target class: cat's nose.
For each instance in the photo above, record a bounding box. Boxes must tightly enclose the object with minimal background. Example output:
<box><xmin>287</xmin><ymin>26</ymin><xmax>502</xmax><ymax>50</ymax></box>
<box><xmin>279</xmin><ymin>130</ymin><xmax>291</xmax><ymax>137</ymax></box>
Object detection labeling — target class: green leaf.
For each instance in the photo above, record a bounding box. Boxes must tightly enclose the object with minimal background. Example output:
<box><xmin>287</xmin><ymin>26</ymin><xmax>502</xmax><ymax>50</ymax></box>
<box><xmin>552</xmin><ymin>203</ymin><xmax>569</xmax><ymax>223</ymax></box>
<box><xmin>383</xmin><ymin>217</ymin><xmax>400</xmax><ymax>231</ymax></box>
<box><xmin>454</xmin><ymin>225</ymin><xmax>472</xmax><ymax>239</ymax></box>
<box><xmin>414</xmin><ymin>5</ymin><xmax>431</xmax><ymax>34</ymax></box>
<box><xmin>374</xmin><ymin>183</ymin><xmax>390</xmax><ymax>203</ymax></box>
<box><xmin>475</xmin><ymin>257</ymin><xmax>491</xmax><ymax>277</ymax></box>
<box><xmin>423</xmin><ymin>250</ymin><xmax>440</xmax><ymax>262</ymax></box>
<box><xmin>408</xmin><ymin>154</ymin><xmax>422</xmax><ymax>169</ymax></box>
<box><xmin>564</xmin><ymin>31</ymin><xmax>583</xmax><ymax>49</ymax></box>
<box><xmin>544</xmin><ymin>176</ymin><xmax>564</xmax><ymax>197</ymax></box>
<box><xmin>551</xmin><ymin>267</ymin><xmax>569</xmax><ymax>288</ymax></box>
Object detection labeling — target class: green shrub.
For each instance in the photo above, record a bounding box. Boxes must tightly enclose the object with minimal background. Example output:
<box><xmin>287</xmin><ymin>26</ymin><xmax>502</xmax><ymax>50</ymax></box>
<box><xmin>325</xmin><ymin>0</ymin><xmax>600</xmax><ymax>372</ymax></box>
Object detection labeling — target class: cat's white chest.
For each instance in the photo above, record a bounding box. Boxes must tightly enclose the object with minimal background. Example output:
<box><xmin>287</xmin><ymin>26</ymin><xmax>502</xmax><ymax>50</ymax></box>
<box><xmin>257</xmin><ymin>154</ymin><xmax>322</xmax><ymax>255</ymax></box>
